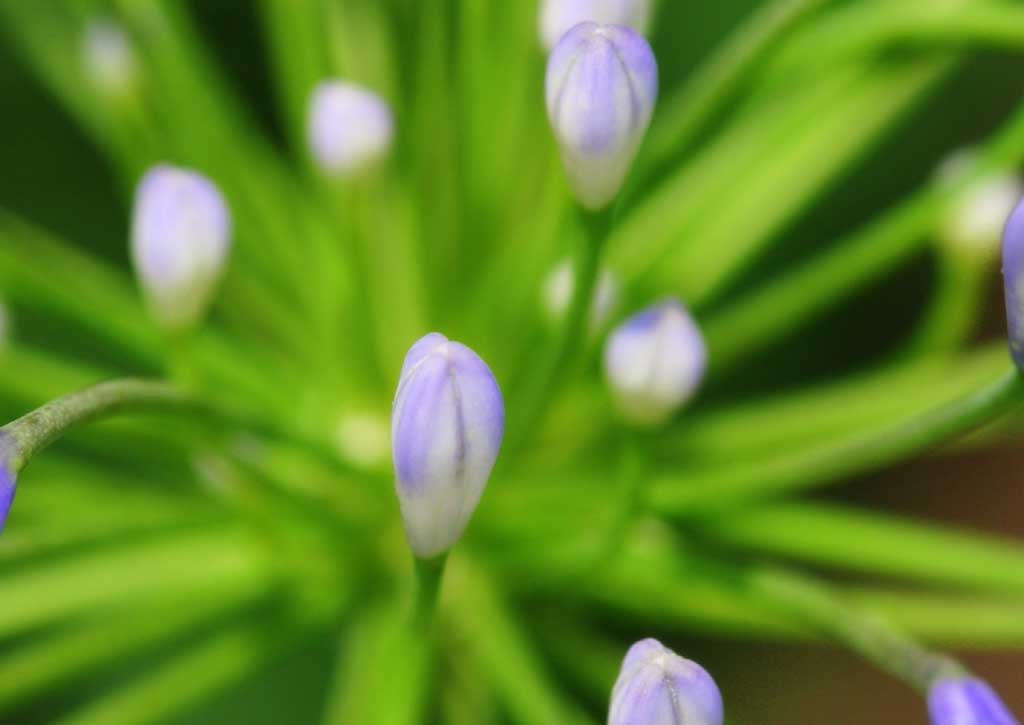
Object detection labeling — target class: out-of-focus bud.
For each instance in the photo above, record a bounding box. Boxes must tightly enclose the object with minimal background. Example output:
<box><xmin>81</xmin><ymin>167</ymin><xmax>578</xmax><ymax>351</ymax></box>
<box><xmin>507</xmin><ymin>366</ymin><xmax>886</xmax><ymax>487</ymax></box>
<box><xmin>545</xmin><ymin>22</ymin><xmax>657</xmax><ymax>210</ymax></box>
<box><xmin>609</xmin><ymin>638</ymin><xmax>723</xmax><ymax>725</ymax></box>
<box><xmin>1002</xmin><ymin>198</ymin><xmax>1024</xmax><ymax>370</ymax></box>
<box><xmin>539</xmin><ymin>0</ymin><xmax>652</xmax><ymax>51</ymax></box>
<box><xmin>82</xmin><ymin>19</ymin><xmax>139</xmax><ymax>95</ymax></box>
<box><xmin>928</xmin><ymin>676</ymin><xmax>1019</xmax><ymax>725</ymax></box>
<box><xmin>131</xmin><ymin>165</ymin><xmax>232</xmax><ymax>332</ymax></box>
<box><xmin>603</xmin><ymin>298</ymin><xmax>706</xmax><ymax>426</ymax></box>
<box><xmin>391</xmin><ymin>333</ymin><xmax>504</xmax><ymax>558</ymax></box>
<box><xmin>543</xmin><ymin>258</ymin><xmax>619</xmax><ymax>330</ymax></box>
<box><xmin>936</xmin><ymin>149</ymin><xmax>1023</xmax><ymax>262</ymax></box>
<box><xmin>336</xmin><ymin>409</ymin><xmax>391</xmax><ymax>470</ymax></box>
<box><xmin>308</xmin><ymin>80</ymin><xmax>394</xmax><ymax>178</ymax></box>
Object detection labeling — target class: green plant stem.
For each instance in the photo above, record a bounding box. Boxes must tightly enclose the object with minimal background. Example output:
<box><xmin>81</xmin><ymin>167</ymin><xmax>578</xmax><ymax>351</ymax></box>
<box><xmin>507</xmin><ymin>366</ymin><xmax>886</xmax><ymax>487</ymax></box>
<box><xmin>747</xmin><ymin>566</ymin><xmax>963</xmax><ymax>691</ymax></box>
<box><xmin>1</xmin><ymin>379</ymin><xmax>194</xmax><ymax>472</ymax></box>
<box><xmin>648</xmin><ymin>368</ymin><xmax>1024</xmax><ymax>515</ymax></box>
<box><xmin>903</xmin><ymin>248</ymin><xmax>989</xmax><ymax>356</ymax></box>
<box><xmin>411</xmin><ymin>553</ymin><xmax>448</xmax><ymax>628</ymax></box>
<box><xmin>506</xmin><ymin>204</ymin><xmax>614</xmax><ymax>456</ymax></box>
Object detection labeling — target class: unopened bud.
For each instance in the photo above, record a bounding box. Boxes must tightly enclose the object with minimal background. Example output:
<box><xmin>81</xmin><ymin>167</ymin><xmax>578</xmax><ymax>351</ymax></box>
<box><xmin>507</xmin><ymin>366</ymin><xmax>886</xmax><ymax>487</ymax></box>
<box><xmin>603</xmin><ymin>298</ymin><xmax>707</xmax><ymax>426</ymax></box>
<box><xmin>308</xmin><ymin>80</ymin><xmax>394</xmax><ymax>178</ymax></box>
<box><xmin>609</xmin><ymin>638</ymin><xmax>723</xmax><ymax>725</ymax></box>
<box><xmin>545</xmin><ymin>22</ymin><xmax>657</xmax><ymax>210</ymax></box>
<box><xmin>928</xmin><ymin>676</ymin><xmax>1018</xmax><ymax>725</ymax></box>
<box><xmin>131</xmin><ymin>165</ymin><xmax>232</xmax><ymax>331</ymax></box>
<box><xmin>391</xmin><ymin>333</ymin><xmax>504</xmax><ymax>557</ymax></box>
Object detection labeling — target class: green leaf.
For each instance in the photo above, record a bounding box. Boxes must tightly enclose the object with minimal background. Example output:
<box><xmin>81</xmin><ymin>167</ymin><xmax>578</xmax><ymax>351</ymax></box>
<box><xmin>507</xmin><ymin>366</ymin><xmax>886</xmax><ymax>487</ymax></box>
<box><xmin>697</xmin><ymin>502</ymin><xmax>1024</xmax><ymax>596</ymax></box>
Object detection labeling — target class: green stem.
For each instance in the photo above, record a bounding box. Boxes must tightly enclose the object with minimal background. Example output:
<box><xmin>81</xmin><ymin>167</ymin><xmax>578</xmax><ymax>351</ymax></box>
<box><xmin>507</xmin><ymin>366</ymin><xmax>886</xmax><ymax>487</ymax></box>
<box><xmin>411</xmin><ymin>553</ymin><xmax>448</xmax><ymax>628</ymax></box>
<box><xmin>748</xmin><ymin>566</ymin><xmax>964</xmax><ymax>691</ymax></box>
<box><xmin>506</xmin><ymin>204</ymin><xmax>614</xmax><ymax>455</ymax></box>
<box><xmin>902</xmin><ymin>248</ymin><xmax>989</xmax><ymax>357</ymax></box>
<box><xmin>1</xmin><ymin>379</ymin><xmax>194</xmax><ymax>472</ymax></box>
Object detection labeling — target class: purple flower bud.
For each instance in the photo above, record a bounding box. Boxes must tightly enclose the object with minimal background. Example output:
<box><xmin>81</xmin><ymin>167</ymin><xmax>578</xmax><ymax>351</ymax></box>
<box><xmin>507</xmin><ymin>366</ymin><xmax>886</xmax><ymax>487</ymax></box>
<box><xmin>603</xmin><ymin>298</ymin><xmax>707</xmax><ymax>426</ymax></box>
<box><xmin>1002</xmin><ymin>198</ymin><xmax>1024</xmax><ymax>369</ymax></box>
<box><xmin>307</xmin><ymin>80</ymin><xmax>394</xmax><ymax>177</ymax></box>
<box><xmin>131</xmin><ymin>165</ymin><xmax>232</xmax><ymax>331</ymax></box>
<box><xmin>545</xmin><ymin>22</ymin><xmax>657</xmax><ymax>210</ymax></box>
<box><xmin>0</xmin><ymin>435</ymin><xmax>17</xmax><ymax>532</ymax></box>
<box><xmin>82</xmin><ymin>19</ymin><xmax>138</xmax><ymax>94</ymax></box>
<box><xmin>928</xmin><ymin>677</ymin><xmax>1019</xmax><ymax>725</ymax></box>
<box><xmin>539</xmin><ymin>0</ymin><xmax>652</xmax><ymax>51</ymax></box>
<box><xmin>609</xmin><ymin>638</ymin><xmax>723</xmax><ymax>725</ymax></box>
<box><xmin>391</xmin><ymin>333</ymin><xmax>504</xmax><ymax>557</ymax></box>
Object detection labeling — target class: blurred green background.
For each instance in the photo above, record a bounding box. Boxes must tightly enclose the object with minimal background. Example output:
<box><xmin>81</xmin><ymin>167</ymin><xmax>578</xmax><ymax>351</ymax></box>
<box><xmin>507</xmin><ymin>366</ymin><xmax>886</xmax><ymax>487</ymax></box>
<box><xmin>2</xmin><ymin>1</ymin><xmax>1024</xmax><ymax>723</ymax></box>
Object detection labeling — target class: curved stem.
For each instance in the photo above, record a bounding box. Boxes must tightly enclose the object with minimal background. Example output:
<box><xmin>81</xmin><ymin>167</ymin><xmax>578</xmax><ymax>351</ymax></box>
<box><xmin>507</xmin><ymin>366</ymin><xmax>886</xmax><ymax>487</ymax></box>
<box><xmin>748</xmin><ymin>565</ymin><xmax>964</xmax><ymax>691</ymax></box>
<box><xmin>1</xmin><ymin>379</ymin><xmax>195</xmax><ymax>472</ymax></box>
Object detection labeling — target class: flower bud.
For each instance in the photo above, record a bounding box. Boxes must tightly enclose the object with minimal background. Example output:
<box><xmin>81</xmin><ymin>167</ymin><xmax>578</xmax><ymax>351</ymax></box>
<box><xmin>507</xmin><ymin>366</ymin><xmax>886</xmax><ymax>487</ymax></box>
<box><xmin>937</xmin><ymin>149</ymin><xmax>1023</xmax><ymax>262</ymax></box>
<box><xmin>539</xmin><ymin>0</ymin><xmax>652</xmax><ymax>51</ymax></box>
<box><xmin>928</xmin><ymin>677</ymin><xmax>1019</xmax><ymax>725</ymax></box>
<box><xmin>545</xmin><ymin>22</ymin><xmax>657</xmax><ymax>210</ymax></box>
<box><xmin>391</xmin><ymin>333</ymin><xmax>504</xmax><ymax>558</ymax></box>
<box><xmin>1002</xmin><ymin>198</ymin><xmax>1024</xmax><ymax>370</ymax></box>
<box><xmin>131</xmin><ymin>165</ymin><xmax>232</xmax><ymax>332</ymax></box>
<box><xmin>82</xmin><ymin>19</ymin><xmax>139</xmax><ymax>95</ymax></box>
<box><xmin>543</xmin><ymin>258</ymin><xmax>619</xmax><ymax>330</ymax></box>
<box><xmin>609</xmin><ymin>638</ymin><xmax>723</xmax><ymax>725</ymax></box>
<box><xmin>0</xmin><ymin>434</ymin><xmax>16</xmax><ymax>532</ymax></box>
<box><xmin>308</xmin><ymin>80</ymin><xmax>394</xmax><ymax>178</ymax></box>
<box><xmin>603</xmin><ymin>298</ymin><xmax>707</xmax><ymax>426</ymax></box>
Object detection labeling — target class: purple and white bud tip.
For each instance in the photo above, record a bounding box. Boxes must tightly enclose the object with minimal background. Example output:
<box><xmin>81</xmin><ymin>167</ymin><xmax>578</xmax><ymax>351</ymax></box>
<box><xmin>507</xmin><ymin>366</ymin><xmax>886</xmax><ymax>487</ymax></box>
<box><xmin>1002</xmin><ymin>198</ymin><xmax>1024</xmax><ymax>370</ymax></box>
<box><xmin>131</xmin><ymin>165</ymin><xmax>232</xmax><ymax>332</ymax></box>
<box><xmin>391</xmin><ymin>333</ymin><xmax>504</xmax><ymax>558</ymax></box>
<box><xmin>545</xmin><ymin>22</ymin><xmax>657</xmax><ymax>210</ymax></box>
<box><xmin>928</xmin><ymin>676</ymin><xmax>1019</xmax><ymax>725</ymax></box>
<box><xmin>82</xmin><ymin>19</ymin><xmax>139</xmax><ymax>95</ymax></box>
<box><xmin>609</xmin><ymin>638</ymin><xmax>723</xmax><ymax>725</ymax></box>
<box><xmin>604</xmin><ymin>298</ymin><xmax>707</xmax><ymax>426</ymax></box>
<box><xmin>539</xmin><ymin>0</ymin><xmax>652</xmax><ymax>51</ymax></box>
<box><xmin>308</xmin><ymin>80</ymin><xmax>395</xmax><ymax>178</ymax></box>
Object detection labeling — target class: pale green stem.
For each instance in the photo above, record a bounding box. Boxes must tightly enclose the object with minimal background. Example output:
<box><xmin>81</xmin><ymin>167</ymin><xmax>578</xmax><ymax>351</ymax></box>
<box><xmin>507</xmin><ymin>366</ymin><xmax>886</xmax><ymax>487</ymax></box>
<box><xmin>411</xmin><ymin>553</ymin><xmax>448</xmax><ymax>629</ymax></box>
<box><xmin>748</xmin><ymin>566</ymin><xmax>964</xmax><ymax>691</ymax></box>
<box><xmin>1</xmin><ymin>379</ymin><xmax>194</xmax><ymax>473</ymax></box>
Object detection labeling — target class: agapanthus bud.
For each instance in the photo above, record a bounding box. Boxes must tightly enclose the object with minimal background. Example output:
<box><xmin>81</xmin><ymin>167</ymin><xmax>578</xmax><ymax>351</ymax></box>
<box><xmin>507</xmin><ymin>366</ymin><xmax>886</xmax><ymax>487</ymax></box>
<box><xmin>609</xmin><ymin>638</ymin><xmax>723</xmax><ymax>725</ymax></box>
<box><xmin>1002</xmin><ymin>198</ymin><xmax>1024</xmax><ymax>369</ymax></box>
<box><xmin>539</xmin><ymin>0</ymin><xmax>652</xmax><ymax>50</ymax></box>
<box><xmin>0</xmin><ymin>437</ymin><xmax>15</xmax><ymax>532</ymax></box>
<box><xmin>308</xmin><ymin>80</ymin><xmax>394</xmax><ymax>177</ymax></box>
<box><xmin>603</xmin><ymin>298</ymin><xmax>707</xmax><ymax>426</ymax></box>
<box><xmin>928</xmin><ymin>677</ymin><xmax>1019</xmax><ymax>725</ymax></box>
<box><xmin>937</xmin><ymin>149</ymin><xmax>1023</xmax><ymax>261</ymax></box>
<box><xmin>545</xmin><ymin>22</ymin><xmax>657</xmax><ymax>210</ymax></box>
<box><xmin>82</xmin><ymin>19</ymin><xmax>139</xmax><ymax>95</ymax></box>
<box><xmin>391</xmin><ymin>333</ymin><xmax>504</xmax><ymax>558</ymax></box>
<box><xmin>131</xmin><ymin>165</ymin><xmax>232</xmax><ymax>331</ymax></box>
<box><xmin>543</xmin><ymin>258</ymin><xmax>619</xmax><ymax>330</ymax></box>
